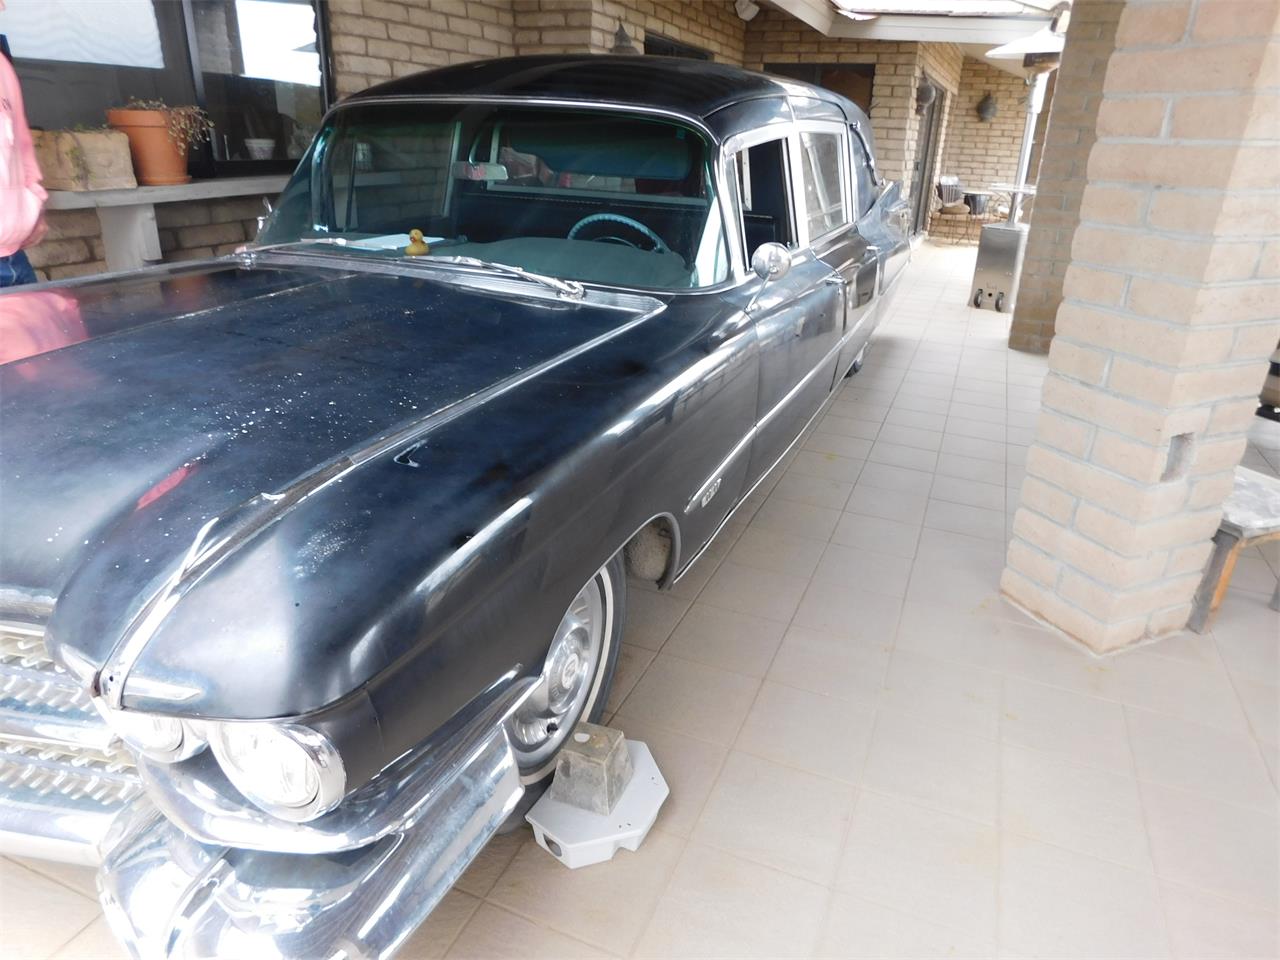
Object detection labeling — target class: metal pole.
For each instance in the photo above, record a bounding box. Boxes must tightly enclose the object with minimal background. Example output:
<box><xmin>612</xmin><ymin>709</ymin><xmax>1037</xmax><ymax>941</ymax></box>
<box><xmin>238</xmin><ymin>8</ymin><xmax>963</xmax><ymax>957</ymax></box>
<box><xmin>1010</xmin><ymin>70</ymin><xmax>1051</xmax><ymax>224</ymax></box>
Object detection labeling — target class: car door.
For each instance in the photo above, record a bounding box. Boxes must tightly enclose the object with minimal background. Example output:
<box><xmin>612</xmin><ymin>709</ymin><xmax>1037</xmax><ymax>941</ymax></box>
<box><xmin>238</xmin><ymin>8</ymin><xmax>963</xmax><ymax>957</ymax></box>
<box><xmin>795</xmin><ymin>127</ymin><xmax>880</xmax><ymax>381</ymax></box>
<box><xmin>729</xmin><ymin>133</ymin><xmax>844</xmax><ymax>486</ymax></box>
<box><xmin>748</xmin><ymin>251</ymin><xmax>843</xmax><ymax>484</ymax></box>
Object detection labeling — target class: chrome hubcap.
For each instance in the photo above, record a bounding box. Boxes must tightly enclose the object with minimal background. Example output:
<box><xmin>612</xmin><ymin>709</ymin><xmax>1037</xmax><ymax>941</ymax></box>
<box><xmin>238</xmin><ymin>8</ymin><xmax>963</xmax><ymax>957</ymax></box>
<box><xmin>508</xmin><ymin>572</ymin><xmax>607</xmax><ymax>771</ymax></box>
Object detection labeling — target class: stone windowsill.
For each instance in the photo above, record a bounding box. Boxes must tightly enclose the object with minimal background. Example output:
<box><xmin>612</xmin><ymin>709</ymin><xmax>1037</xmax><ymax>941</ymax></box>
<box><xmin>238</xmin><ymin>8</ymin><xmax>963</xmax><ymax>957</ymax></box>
<box><xmin>46</xmin><ymin>175</ymin><xmax>290</xmax><ymax>211</ymax></box>
<box><xmin>45</xmin><ymin>175</ymin><xmax>289</xmax><ymax>271</ymax></box>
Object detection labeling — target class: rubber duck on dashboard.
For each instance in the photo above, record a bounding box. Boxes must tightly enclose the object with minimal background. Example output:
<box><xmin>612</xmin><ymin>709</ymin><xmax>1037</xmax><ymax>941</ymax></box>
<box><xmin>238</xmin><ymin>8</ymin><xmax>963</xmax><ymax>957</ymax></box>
<box><xmin>404</xmin><ymin>229</ymin><xmax>430</xmax><ymax>257</ymax></box>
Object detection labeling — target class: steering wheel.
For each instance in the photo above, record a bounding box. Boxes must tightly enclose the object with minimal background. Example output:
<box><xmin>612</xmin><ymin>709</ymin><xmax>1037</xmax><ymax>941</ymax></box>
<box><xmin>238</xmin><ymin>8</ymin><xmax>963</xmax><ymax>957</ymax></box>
<box><xmin>568</xmin><ymin>214</ymin><xmax>670</xmax><ymax>254</ymax></box>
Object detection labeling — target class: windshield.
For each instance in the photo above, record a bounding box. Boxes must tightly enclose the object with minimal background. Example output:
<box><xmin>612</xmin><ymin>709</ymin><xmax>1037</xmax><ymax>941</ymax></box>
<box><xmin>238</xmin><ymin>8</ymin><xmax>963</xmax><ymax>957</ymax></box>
<box><xmin>259</xmin><ymin>102</ymin><xmax>731</xmax><ymax>291</ymax></box>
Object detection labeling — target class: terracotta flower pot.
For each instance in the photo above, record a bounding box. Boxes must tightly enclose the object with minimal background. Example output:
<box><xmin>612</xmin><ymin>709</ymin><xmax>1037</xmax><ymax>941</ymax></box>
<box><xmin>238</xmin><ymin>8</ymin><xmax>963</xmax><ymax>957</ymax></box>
<box><xmin>106</xmin><ymin>108</ymin><xmax>191</xmax><ymax>186</ymax></box>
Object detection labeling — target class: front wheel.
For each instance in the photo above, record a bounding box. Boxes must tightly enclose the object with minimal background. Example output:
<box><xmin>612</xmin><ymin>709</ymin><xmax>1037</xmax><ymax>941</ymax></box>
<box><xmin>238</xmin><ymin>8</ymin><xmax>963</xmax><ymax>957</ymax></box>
<box><xmin>507</xmin><ymin>554</ymin><xmax>625</xmax><ymax>787</ymax></box>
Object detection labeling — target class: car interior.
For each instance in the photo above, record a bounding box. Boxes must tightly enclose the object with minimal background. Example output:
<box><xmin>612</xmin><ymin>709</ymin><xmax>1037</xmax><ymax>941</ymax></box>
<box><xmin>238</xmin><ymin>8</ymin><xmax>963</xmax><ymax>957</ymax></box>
<box><xmin>736</xmin><ymin>138</ymin><xmax>796</xmax><ymax>254</ymax></box>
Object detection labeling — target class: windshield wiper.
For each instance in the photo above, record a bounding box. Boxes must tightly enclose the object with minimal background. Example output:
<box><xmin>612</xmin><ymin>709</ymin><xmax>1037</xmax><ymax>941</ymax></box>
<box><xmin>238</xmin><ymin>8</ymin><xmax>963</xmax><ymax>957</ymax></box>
<box><xmin>424</xmin><ymin>255</ymin><xmax>585</xmax><ymax>300</ymax></box>
<box><xmin>256</xmin><ymin>241</ymin><xmax>586</xmax><ymax>300</ymax></box>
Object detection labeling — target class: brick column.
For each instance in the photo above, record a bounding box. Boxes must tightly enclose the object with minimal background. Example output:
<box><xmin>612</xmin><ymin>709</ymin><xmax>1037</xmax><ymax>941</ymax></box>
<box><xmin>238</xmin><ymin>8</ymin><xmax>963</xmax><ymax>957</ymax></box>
<box><xmin>1001</xmin><ymin>0</ymin><xmax>1280</xmax><ymax>653</ymax></box>
<box><xmin>1008</xmin><ymin>0</ymin><xmax>1124</xmax><ymax>353</ymax></box>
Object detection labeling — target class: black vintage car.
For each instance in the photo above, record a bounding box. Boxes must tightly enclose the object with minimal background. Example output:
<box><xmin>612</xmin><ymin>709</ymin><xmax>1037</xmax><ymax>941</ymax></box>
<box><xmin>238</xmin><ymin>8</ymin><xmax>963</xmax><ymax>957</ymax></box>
<box><xmin>0</xmin><ymin>56</ymin><xmax>908</xmax><ymax>957</ymax></box>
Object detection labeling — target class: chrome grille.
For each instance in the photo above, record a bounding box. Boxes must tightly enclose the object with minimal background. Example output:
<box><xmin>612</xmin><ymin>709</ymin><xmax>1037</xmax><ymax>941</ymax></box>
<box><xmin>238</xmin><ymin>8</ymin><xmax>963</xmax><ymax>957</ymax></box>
<box><xmin>0</xmin><ymin>739</ymin><xmax>140</xmax><ymax>807</ymax></box>
<box><xmin>0</xmin><ymin>627</ymin><xmax>94</xmax><ymax>713</ymax></box>
<box><xmin>0</xmin><ymin>621</ymin><xmax>116</xmax><ymax>749</ymax></box>
<box><xmin>0</xmin><ymin>624</ymin><xmax>59</xmax><ymax>669</ymax></box>
<box><xmin>0</xmin><ymin>621</ymin><xmax>143</xmax><ymax>865</ymax></box>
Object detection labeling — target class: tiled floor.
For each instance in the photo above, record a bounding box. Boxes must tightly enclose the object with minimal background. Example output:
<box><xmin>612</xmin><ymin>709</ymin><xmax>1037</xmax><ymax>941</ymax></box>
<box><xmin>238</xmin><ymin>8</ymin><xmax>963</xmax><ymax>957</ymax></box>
<box><xmin>5</xmin><ymin>243</ymin><xmax>1278</xmax><ymax>959</ymax></box>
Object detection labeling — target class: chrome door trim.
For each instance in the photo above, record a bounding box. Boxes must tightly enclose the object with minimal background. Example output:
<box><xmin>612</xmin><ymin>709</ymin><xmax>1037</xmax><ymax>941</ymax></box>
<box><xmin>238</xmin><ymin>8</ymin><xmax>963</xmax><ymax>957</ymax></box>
<box><xmin>672</xmin><ymin>325</ymin><xmax>858</xmax><ymax>585</ymax></box>
<box><xmin>684</xmin><ymin>426</ymin><xmax>757</xmax><ymax>516</ymax></box>
<box><xmin>792</xmin><ymin>119</ymin><xmax>855</xmax><ymax>250</ymax></box>
<box><xmin>676</xmin><ymin>305</ymin><xmax>866</xmax><ymax>567</ymax></box>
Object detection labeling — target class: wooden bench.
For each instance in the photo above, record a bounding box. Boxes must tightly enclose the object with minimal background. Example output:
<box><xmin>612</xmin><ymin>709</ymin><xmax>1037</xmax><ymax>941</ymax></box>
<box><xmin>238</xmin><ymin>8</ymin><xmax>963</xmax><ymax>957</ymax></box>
<box><xmin>1189</xmin><ymin>466</ymin><xmax>1280</xmax><ymax>632</ymax></box>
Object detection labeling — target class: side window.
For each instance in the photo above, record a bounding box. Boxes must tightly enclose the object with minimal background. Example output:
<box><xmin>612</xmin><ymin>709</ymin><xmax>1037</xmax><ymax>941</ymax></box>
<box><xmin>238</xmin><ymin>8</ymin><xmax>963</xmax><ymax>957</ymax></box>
<box><xmin>797</xmin><ymin>131</ymin><xmax>848</xmax><ymax>239</ymax></box>
<box><xmin>851</xmin><ymin>129</ymin><xmax>877</xmax><ymax>217</ymax></box>
<box><xmin>733</xmin><ymin>138</ymin><xmax>797</xmax><ymax>255</ymax></box>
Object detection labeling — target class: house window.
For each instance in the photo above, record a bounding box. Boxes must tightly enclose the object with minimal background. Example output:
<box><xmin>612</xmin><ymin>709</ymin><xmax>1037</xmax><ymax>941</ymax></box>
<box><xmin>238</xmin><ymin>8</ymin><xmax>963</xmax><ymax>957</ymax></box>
<box><xmin>2</xmin><ymin>0</ymin><xmax>331</xmax><ymax>177</ymax></box>
<box><xmin>188</xmin><ymin>0</ymin><xmax>328</xmax><ymax>167</ymax></box>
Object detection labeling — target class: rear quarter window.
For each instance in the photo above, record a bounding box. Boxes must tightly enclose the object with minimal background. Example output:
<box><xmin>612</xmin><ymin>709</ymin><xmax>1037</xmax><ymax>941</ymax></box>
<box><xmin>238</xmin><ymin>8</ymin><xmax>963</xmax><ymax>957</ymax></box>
<box><xmin>797</xmin><ymin>131</ymin><xmax>848</xmax><ymax>239</ymax></box>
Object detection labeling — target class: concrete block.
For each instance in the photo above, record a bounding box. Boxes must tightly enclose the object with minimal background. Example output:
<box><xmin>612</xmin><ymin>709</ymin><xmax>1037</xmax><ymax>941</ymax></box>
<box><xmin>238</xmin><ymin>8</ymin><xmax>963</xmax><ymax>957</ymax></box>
<box><xmin>527</xmin><ymin>740</ymin><xmax>668</xmax><ymax>869</ymax></box>
<box><xmin>547</xmin><ymin>721</ymin><xmax>633</xmax><ymax>816</ymax></box>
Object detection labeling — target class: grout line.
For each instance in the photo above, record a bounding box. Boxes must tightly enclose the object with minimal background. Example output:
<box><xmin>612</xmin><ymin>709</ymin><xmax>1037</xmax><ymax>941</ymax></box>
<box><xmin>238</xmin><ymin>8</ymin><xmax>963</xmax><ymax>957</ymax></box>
<box><xmin>433</xmin><ymin>891</ymin><xmax>482</xmax><ymax>958</ymax></box>
<box><xmin>0</xmin><ymin>856</ymin><xmax>102</xmax><ymax>960</ymax></box>
<box><xmin>0</xmin><ymin>856</ymin><xmax>99</xmax><ymax>907</ymax></box>
<box><xmin>470</xmin><ymin>898</ymin><xmax>626</xmax><ymax>958</ymax></box>
<box><xmin>1123</xmin><ymin>703</ymin><xmax>1182</xmax><ymax>960</ymax></box>
<box><xmin>994</xmin><ymin>673</ymin><xmax>1007</xmax><ymax>955</ymax></box>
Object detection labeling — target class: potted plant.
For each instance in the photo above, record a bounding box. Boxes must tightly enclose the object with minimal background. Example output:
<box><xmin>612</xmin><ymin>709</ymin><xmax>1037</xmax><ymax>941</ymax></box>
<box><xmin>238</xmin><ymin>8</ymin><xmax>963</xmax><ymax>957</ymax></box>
<box><xmin>106</xmin><ymin>98</ymin><xmax>213</xmax><ymax>186</ymax></box>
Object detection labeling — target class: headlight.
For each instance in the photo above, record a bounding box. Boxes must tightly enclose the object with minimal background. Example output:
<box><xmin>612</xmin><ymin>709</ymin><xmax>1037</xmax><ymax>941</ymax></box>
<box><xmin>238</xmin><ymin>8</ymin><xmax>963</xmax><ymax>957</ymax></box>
<box><xmin>208</xmin><ymin>722</ymin><xmax>345</xmax><ymax>821</ymax></box>
<box><xmin>98</xmin><ymin>704</ymin><xmax>205</xmax><ymax>762</ymax></box>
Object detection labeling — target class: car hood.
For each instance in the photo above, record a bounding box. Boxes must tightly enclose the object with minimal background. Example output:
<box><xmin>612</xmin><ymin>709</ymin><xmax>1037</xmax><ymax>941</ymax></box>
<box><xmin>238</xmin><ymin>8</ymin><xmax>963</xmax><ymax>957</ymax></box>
<box><xmin>0</xmin><ymin>258</ymin><xmax>657</xmax><ymax>701</ymax></box>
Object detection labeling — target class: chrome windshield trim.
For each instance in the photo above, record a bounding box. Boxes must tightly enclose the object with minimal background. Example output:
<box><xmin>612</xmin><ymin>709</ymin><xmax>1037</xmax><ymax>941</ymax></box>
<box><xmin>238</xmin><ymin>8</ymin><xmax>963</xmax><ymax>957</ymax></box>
<box><xmin>327</xmin><ymin>94</ymin><xmax>723</xmax><ymax>146</ymax></box>
<box><xmin>258</xmin><ymin>95</ymin><xmax>741</xmax><ymax>296</ymax></box>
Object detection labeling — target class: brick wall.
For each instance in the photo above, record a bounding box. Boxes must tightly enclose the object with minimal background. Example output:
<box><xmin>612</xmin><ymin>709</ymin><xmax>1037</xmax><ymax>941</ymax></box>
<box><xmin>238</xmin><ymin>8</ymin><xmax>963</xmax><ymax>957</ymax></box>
<box><xmin>327</xmin><ymin>0</ymin><xmax>517</xmax><ymax>97</ymax></box>
<box><xmin>928</xmin><ymin>57</ymin><xmax>1030</xmax><ymax>243</ymax></box>
<box><xmin>514</xmin><ymin>0</ymin><xmax>746</xmax><ymax>60</ymax></box>
<box><xmin>913</xmin><ymin>41</ymin><xmax>963</xmax><ymax>222</ymax></box>
<box><xmin>327</xmin><ymin>0</ymin><xmax>744</xmax><ymax>97</ymax></box>
<box><xmin>25</xmin><ymin>212</ymin><xmax>104</xmax><ymax>282</ymax></box>
<box><xmin>938</xmin><ymin>58</ymin><xmax>1025</xmax><ymax>189</ymax></box>
<box><xmin>1001</xmin><ymin>0</ymin><xmax>1280</xmax><ymax>651</ymax></box>
<box><xmin>1008</xmin><ymin>0</ymin><xmax>1125</xmax><ymax>352</ymax></box>
<box><xmin>27</xmin><ymin>198</ymin><xmax>265</xmax><ymax>282</ymax></box>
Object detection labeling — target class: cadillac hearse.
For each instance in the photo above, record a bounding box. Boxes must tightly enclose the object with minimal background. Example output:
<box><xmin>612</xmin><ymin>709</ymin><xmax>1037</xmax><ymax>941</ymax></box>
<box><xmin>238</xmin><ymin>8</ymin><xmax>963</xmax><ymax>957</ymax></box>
<box><xmin>0</xmin><ymin>55</ymin><xmax>908</xmax><ymax>958</ymax></box>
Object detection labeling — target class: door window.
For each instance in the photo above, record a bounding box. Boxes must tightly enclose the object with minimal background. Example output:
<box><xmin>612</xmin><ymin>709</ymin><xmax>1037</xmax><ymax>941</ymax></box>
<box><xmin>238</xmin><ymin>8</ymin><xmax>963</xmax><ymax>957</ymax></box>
<box><xmin>797</xmin><ymin>131</ymin><xmax>849</xmax><ymax>239</ymax></box>
<box><xmin>733</xmin><ymin>138</ymin><xmax>797</xmax><ymax>256</ymax></box>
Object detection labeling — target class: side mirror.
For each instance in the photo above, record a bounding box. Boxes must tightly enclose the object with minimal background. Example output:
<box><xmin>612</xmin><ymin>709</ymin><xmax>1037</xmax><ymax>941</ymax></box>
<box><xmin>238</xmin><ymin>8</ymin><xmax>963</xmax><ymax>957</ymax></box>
<box><xmin>751</xmin><ymin>242</ymin><xmax>791</xmax><ymax>282</ymax></box>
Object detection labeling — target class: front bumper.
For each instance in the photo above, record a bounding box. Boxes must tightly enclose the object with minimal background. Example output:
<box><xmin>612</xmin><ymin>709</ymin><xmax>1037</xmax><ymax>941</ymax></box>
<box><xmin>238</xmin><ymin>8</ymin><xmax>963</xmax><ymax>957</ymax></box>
<box><xmin>99</xmin><ymin>723</ymin><xmax>522</xmax><ymax>960</ymax></box>
<box><xmin>0</xmin><ymin>621</ymin><xmax>530</xmax><ymax>959</ymax></box>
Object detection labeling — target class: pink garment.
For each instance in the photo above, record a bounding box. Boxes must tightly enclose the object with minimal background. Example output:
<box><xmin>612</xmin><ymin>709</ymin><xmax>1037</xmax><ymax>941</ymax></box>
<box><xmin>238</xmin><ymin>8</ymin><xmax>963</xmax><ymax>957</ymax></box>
<box><xmin>0</xmin><ymin>288</ymin><xmax>87</xmax><ymax>370</ymax></box>
<box><xmin>0</xmin><ymin>54</ymin><xmax>46</xmax><ymax>257</ymax></box>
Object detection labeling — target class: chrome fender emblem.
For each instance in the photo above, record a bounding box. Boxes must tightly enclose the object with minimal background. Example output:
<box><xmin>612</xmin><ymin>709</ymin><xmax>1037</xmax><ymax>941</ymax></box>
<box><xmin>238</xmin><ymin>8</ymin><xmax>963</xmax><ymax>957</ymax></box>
<box><xmin>699</xmin><ymin>477</ymin><xmax>722</xmax><ymax>509</ymax></box>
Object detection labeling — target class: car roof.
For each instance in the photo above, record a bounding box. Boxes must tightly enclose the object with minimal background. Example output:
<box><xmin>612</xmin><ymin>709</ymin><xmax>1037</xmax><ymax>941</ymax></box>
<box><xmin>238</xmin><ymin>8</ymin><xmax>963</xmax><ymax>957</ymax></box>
<box><xmin>349</xmin><ymin>55</ymin><xmax>862</xmax><ymax>126</ymax></box>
